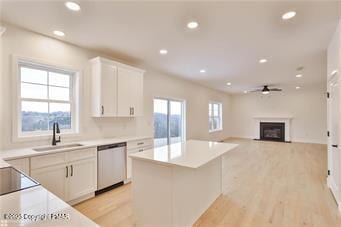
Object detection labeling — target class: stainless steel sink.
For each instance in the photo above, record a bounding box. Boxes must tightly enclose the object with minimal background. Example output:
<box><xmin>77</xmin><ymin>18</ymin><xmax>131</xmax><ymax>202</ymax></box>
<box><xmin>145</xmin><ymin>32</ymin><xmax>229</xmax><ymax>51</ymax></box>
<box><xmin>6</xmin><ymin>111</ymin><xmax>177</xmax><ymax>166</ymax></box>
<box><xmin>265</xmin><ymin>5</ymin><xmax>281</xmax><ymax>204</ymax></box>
<box><xmin>33</xmin><ymin>143</ymin><xmax>84</xmax><ymax>152</ymax></box>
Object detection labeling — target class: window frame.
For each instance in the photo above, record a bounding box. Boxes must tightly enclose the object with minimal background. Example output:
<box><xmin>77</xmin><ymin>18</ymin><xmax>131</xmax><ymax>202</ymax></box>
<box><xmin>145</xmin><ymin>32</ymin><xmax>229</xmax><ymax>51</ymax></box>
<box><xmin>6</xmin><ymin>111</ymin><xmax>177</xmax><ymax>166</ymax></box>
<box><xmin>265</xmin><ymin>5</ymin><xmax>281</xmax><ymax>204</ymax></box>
<box><xmin>12</xmin><ymin>56</ymin><xmax>80</xmax><ymax>141</ymax></box>
<box><xmin>208</xmin><ymin>101</ymin><xmax>223</xmax><ymax>133</ymax></box>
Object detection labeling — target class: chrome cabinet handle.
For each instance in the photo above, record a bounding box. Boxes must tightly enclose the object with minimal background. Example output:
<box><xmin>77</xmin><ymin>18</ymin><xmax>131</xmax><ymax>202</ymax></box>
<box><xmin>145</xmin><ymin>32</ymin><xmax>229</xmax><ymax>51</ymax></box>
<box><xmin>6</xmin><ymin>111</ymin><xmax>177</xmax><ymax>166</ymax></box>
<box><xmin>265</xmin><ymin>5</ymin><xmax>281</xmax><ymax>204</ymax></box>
<box><xmin>66</xmin><ymin>166</ymin><xmax>68</xmax><ymax>178</ymax></box>
<box><xmin>70</xmin><ymin>165</ymin><xmax>73</xmax><ymax>177</ymax></box>
<box><xmin>101</xmin><ymin>106</ymin><xmax>104</xmax><ymax>115</ymax></box>
<box><xmin>332</xmin><ymin>144</ymin><xmax>338</xmax><ymax>148</ymax></box>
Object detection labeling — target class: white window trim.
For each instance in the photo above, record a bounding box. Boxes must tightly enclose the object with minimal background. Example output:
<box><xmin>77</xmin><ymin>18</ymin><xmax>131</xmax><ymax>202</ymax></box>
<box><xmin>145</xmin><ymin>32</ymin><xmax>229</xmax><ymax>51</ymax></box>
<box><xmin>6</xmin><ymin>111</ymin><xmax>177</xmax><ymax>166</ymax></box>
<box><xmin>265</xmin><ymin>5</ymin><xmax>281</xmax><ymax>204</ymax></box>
<box><xmin>12</xmin><ymin>55</ymin><xmax>81</xmax><ymax>142</ymax></box>
<box><xmin>208</xmin><ymin>101</ymin><xmax>223</xmax><ymax>133</ymax></box>
<box><xmin>154</xmin><ymin>96</ymin><xmax>187</xmax><ymax>146</ymax></box>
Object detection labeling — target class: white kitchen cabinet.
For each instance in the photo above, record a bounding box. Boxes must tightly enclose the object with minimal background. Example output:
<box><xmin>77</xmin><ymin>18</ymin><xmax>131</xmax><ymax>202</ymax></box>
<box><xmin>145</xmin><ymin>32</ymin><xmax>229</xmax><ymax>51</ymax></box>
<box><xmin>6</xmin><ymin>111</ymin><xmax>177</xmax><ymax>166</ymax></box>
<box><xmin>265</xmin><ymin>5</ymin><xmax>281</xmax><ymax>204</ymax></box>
<box><xmin>67</xmin><ymin>158</ymin><xmax>97</xmax><ymax>201</ymax></box>
<box><xmin>117</xmin><ymin>67</ymin><xmax>144</xmax><ymax>117</ymax></box>
<box><xmin>91</xmin><ymin>58</ymin><xmax>118</xmax><ymax>117</ymax></box>
<box><xmin>90</xmin><ymin>57</ymin><xmax>144</xmax><ymax>117</ymax></box>
<box><xmin>30</xmin><ymin>148</ymin><xmax>97</xmax><ymax>203</ymax></box>
<box><xmin>6</xmin><ymin>158</ymin><xmax>29</xmax><ymax>175</ymax></box>
<box><xmin>126</xmin><ymin>138</ymin><xmax>153</xmax><ymax>181</ymax></box>
<box><xmin>31</xmin><ymin>163</ymin><xmax>68</xmax><ymax>201</ymax></box>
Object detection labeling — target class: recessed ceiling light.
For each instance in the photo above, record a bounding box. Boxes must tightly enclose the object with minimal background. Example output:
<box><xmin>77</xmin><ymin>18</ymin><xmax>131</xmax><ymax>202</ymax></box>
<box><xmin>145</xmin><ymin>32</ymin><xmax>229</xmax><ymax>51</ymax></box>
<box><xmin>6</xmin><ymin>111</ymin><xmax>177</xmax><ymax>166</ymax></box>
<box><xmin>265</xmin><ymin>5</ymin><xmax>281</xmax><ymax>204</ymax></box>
<box><xmin>331</xmin><ymin>70</ymin><xmax>338</xmax><ymax>76</ymax></box>
<box><xmin>282</xmin><ymin>11</ymin><xmax>296</xmax><ymax>20</ymax></box>
<box><xmin>244</xmin><ymin>91</ymin><xmax>248</xmax><ymax>94</ymax></box>
<box><xmin>53</xmin><ymin>30</ymin><xmax>65</xmax><ymax>37</ymax></box>
<box><xmin>159</xmin><ymin>49</ymin><xmax>168</xmax><ymax>55</ymax></box>
<box><xmin>296</xmin><ymin>74</ymin><xmax>303</xmax><ymax>78</ymax></box>
<box><xmin>200</xmin><ymin>69</ymin><xmax>206</xmax><ymax>73</ymax></box>
<box><xmin>259</xmin><ymin>59</ymin><xmax>267</xmax><ymax>63</ymax></box>
<box><xmin>187</xmin><ymin>21</ymin><xmax>199</xmax><ymax>29</ymax></box>
<box><xmin>296</xmin><ymin>86</ymin><xmax>301</xmax><ymax>90</ymax></box>
<box><xmin>226</xmin><ymin>82</ymin><xmax>232</xmax><ymax>86</ymax></box>
<box><xmin>65</xmin><ymin>1</ymin><xmax>81</xmax><ymax>11</ymax></box>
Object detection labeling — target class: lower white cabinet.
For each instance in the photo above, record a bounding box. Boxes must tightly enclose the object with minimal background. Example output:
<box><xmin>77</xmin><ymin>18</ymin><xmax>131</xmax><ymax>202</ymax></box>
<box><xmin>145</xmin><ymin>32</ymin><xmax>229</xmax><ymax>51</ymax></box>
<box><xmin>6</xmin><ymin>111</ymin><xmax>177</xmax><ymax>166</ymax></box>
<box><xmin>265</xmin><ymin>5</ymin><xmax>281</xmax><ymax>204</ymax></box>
<box><xmin>31</xmin><ymin>164</ymin><xmax>68</xmax><ymax>201</ymax></box>
<box><xmin>126</xmin><ymin>138</ymin><xmax>153</xmax><ymax>181</ymax></box>
<box><xmin>30</xmin><ymin>148</ymin><xmax>97</xmax><ymax>203</ymax></box>
<box><xmin>67</xmin><ymin>158</ymin><xmax>97</xmax><ymax>201</ymax></box>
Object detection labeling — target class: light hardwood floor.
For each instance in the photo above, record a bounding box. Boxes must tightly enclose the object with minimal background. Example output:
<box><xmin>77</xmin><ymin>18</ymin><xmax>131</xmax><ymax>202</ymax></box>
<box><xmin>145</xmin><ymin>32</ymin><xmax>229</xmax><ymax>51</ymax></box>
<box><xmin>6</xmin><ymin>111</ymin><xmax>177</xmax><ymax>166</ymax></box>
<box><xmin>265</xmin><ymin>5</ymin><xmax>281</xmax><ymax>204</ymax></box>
<box><xmin>74</xmin><ymin>138</ymin><xmax>341</xmax><ymax>227</ymax></box>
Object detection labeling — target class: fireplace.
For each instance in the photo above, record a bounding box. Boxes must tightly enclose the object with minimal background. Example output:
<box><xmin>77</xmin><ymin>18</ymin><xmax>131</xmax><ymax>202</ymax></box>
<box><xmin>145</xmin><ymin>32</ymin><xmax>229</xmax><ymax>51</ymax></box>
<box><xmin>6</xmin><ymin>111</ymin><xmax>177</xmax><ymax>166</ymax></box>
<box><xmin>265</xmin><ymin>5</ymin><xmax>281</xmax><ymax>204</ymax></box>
<box><xmin>260</xmin><ymin>122</ymin><xmax>285</xmax><ymax>142</ymax></box>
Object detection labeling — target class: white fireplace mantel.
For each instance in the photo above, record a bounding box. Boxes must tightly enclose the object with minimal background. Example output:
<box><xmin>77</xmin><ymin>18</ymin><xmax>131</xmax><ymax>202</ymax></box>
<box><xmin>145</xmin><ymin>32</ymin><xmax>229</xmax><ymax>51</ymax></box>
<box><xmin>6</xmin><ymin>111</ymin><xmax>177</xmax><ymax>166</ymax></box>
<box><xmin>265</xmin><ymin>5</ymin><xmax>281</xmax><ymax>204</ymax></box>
<box><xmin>253</xmin><ymin>117</ymin><xmax>293</xmax><ymax>142</ymax></box>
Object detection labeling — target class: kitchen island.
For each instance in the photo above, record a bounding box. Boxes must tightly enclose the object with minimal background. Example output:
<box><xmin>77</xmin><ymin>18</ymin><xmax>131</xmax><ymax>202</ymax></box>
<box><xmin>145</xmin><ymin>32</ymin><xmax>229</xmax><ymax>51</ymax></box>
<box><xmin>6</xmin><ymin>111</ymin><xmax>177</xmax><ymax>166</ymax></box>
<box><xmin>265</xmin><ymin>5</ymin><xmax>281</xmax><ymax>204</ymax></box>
<box><xmin>130</xmin><ymin>140</ymin><xmax>238</xmax><ymax>227</ymax></box>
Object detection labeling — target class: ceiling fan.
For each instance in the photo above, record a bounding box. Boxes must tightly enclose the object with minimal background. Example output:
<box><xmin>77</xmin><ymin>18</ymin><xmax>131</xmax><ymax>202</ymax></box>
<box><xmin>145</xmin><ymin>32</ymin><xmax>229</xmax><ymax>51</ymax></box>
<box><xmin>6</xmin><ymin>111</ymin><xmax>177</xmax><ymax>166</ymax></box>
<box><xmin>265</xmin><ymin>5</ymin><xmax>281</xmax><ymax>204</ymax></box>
<box><xmin>249</xmin><ymin>85</ymin><xmax>282</xmax><ymax>94</ymax></box>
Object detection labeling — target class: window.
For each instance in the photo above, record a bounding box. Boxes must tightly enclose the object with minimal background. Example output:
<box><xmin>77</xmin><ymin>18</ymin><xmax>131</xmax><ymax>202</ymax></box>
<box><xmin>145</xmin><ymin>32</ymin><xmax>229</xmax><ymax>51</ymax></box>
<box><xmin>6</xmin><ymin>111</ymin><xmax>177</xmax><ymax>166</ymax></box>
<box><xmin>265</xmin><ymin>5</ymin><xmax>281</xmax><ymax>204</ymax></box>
<box><xmin>17</xmin><ymin>60</ymin><xmax>78</xmax><ymax>137</ymax></box>
<box><xmin>209</xmin><ymin>102</ymin><xmax>222</xmax><ymax>132</ymax></box>
<box><xmin>153</xmin><ymin>98</ymin><xmax>186</xmax><ymax>147</ymax></box>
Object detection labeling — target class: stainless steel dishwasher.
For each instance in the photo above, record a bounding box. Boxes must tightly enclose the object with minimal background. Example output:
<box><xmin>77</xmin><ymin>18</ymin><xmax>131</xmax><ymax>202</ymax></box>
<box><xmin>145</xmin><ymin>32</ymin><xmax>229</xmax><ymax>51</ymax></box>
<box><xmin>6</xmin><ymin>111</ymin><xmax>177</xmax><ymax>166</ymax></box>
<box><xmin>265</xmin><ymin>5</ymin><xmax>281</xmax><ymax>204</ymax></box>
<box><xmin>97</xmin><ymin>142</ymin><xmax>126</xmax><ymax>194</ymax></box>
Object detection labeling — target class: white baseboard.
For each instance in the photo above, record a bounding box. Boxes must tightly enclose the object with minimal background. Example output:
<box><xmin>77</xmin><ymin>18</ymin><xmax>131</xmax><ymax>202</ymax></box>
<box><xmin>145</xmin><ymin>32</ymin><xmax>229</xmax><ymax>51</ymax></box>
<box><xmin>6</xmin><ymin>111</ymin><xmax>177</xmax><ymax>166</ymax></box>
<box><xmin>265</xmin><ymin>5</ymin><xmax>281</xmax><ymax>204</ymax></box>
<box><xmin>327</xmin><ymin>176</ymin><xmax>341</xmax><ymax>212</ymax></box>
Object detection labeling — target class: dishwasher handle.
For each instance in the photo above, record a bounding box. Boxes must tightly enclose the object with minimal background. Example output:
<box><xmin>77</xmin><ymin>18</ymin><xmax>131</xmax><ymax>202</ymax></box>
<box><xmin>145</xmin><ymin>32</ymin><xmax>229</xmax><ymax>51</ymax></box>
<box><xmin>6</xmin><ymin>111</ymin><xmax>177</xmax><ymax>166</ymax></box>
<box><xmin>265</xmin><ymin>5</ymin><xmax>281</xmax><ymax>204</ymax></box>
<box><xmin>97</xmin><ymin>142</ymin><xmax>126</xmax><ymax>151</ymax></box>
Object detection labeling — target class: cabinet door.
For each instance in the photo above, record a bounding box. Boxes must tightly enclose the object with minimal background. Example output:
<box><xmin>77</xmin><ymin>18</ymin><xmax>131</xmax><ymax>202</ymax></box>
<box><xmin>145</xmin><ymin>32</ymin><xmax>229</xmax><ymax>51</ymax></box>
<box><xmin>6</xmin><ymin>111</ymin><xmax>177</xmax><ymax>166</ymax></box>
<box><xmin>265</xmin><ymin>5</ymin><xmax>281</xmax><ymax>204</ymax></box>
<box><xmin>31</xmin><ymin>164</ymin><xmax>68</xmax><ymax>201</ymax></box>
<box><xmin>67</xmin><ymin>158</ymin><xmax>97</xmax><ymax>201</ymax></box>
<box><xmin>117</xmin><ymin>67</ymin><xmax>133</xmax><ymax>116</ymax></box>
<box><xmin>129</xmin><ymin>71</ymin><xmax>143</xmax><ymax>116</ymax></box>
<box><xmin>126</xmin><ymin>146</ymin><xmax>153</xmax><ymax>180</ymax></box>
<box><xmin>100</xmin><ymin>62</ymin><xmax>117</xmax><ymax>116</ymax></box>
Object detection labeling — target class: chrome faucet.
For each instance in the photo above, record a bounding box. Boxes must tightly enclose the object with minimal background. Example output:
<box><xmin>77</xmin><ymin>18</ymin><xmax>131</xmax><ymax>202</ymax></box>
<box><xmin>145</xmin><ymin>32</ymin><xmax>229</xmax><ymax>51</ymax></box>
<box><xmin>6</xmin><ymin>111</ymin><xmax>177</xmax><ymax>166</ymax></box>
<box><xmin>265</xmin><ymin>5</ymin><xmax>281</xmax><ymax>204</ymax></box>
<box><xmin>52</xmin><ymin>122</ymin><xmax>61</xmax><ymax>146</ymax></box>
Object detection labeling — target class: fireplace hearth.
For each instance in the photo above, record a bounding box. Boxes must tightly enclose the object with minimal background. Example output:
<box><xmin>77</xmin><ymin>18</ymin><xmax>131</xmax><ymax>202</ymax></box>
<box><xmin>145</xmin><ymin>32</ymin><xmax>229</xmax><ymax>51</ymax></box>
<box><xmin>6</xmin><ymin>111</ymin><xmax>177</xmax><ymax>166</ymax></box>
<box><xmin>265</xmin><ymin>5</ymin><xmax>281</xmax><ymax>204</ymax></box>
<box><xmin>260</xmin><ymin>122</ymin><xmax>285</xmax><ymax>142</ymax></box>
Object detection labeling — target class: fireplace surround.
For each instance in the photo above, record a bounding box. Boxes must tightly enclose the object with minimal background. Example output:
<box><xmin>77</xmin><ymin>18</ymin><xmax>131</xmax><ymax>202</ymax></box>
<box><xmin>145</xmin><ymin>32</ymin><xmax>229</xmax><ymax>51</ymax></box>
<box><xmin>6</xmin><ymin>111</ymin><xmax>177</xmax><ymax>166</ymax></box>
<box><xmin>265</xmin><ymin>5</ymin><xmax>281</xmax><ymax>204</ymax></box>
<box><xmin>253</xmin><ymin>117</ymin><xmax>292</xmax><ymax>142</ymax></box>
<box><xmin>260</xmin><ymin>122</ymin><xmax>285</xmax><ymax>142</ymax></box>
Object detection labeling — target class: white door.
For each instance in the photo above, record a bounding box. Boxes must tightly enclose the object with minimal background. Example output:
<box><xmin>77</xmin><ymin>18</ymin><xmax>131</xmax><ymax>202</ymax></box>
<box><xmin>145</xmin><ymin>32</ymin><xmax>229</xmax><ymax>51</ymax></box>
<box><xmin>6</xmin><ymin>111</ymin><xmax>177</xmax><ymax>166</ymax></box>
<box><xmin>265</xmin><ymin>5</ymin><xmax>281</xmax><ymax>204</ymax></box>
<box><xmin>129</xmin><ymin>71</ymin><xmax>143</xmax><ymax>116</ymax></box>
<box><xmin>31</xmin><ymin>164</ymin><xmax>68</xmax><ymax>201</ymax></box>
<box><xmin>117</xmin><ymin>67</ymin><xmax>143</xmax><ymax>116</ymax></box>
<box><xmin>67</xmin><ymin>158</ymin><xmax>97</xmax><ymax>201</ymax></box>
<box><xmin>100</xmin><ymin>62</ymin><xmax>117</xmax><ymax>116</ymax></box>
<box><xmin>117</xmin><ymin>67</ymin><xmax>133</xmax><ymax>116</ymax></box>
<box><xmin>328</xmin><ymin>75</ymin><xmax>341</xmax><ymax>189</ymax></box>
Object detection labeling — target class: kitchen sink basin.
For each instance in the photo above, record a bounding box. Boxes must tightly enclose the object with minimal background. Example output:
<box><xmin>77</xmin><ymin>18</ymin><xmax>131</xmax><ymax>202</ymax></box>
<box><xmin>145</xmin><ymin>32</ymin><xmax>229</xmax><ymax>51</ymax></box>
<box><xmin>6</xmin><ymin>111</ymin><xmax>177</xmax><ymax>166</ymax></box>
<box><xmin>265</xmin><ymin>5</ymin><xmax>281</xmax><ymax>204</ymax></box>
<box><xmin>33</xmin><ymin>143</ymin><xmax>84</xmax><ymax>152</ymax></box>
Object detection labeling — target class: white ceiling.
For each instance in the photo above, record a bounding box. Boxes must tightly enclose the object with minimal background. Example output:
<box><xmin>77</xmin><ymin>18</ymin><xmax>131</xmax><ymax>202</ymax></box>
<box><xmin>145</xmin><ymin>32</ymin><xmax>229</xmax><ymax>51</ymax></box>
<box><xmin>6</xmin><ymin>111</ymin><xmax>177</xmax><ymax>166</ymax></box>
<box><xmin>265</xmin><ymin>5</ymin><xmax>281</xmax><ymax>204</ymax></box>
<box><xmin>1</xmin><ymin>1</ymin><xmax>340</xmax><ymax>93</ymax></box>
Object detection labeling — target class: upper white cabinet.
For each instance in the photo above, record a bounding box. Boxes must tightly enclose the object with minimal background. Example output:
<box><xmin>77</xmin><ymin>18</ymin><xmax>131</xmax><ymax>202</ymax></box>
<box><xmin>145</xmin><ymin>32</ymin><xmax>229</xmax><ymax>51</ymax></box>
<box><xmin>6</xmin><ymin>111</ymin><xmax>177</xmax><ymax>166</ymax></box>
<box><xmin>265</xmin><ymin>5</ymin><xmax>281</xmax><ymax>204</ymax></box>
<box><xmin>90</xmin><ymin>57</ymin><xmax>145</xmax><ymax>117</ymax></box>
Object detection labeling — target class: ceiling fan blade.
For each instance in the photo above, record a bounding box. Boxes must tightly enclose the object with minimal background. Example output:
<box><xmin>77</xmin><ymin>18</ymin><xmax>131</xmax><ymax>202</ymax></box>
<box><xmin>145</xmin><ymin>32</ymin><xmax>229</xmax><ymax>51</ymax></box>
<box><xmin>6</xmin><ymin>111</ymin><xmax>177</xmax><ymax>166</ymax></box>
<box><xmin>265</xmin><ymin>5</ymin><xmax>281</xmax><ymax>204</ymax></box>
<box><xmin>249</xmin><ymin>89</ymin><xmax>262</xmax><ymax>92</ymax></box>
<box><xmin>269</xmin><ymin>88</ymin><xmax>282</xmax><ymax>91</ymax></box>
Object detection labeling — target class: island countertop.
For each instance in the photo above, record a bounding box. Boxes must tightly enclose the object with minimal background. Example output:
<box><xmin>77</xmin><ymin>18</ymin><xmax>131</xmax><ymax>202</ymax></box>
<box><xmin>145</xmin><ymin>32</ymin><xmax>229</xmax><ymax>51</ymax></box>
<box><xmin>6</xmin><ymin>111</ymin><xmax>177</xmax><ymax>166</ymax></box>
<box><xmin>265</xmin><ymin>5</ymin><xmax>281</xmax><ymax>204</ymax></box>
<box><xmin>129</xmin><ymin>140</ymin><xmax>238</xmax><ymax>169</ymax></box>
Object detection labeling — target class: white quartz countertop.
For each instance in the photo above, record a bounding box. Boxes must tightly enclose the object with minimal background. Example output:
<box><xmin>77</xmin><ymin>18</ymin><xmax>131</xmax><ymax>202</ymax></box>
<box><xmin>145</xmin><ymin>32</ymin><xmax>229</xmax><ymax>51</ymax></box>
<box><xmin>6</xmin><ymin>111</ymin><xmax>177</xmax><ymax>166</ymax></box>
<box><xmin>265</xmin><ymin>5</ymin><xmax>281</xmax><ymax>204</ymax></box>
<box><xmin>0</xmin><ymin>135</ymin><xmax>152</xmax><ymax>160</ymax></box>
<box><xmin>0</xmin><ymin>186</ymin><xmax>98</xmax><ymax>226</ymax></box>
<box><xmin>129</xmin><ymin>140</ymin><xmax>238</xmax><ymax>168</ymax></box>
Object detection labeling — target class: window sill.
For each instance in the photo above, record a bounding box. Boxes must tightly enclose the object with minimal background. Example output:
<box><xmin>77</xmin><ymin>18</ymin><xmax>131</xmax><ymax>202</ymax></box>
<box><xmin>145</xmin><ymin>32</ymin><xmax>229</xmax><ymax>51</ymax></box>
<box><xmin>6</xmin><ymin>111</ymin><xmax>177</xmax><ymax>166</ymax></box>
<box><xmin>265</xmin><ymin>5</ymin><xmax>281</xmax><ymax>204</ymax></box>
<box><xmin>209</xmin><ymin>128</ymin><xmax>223</xmax><ymax>133</ymax></box>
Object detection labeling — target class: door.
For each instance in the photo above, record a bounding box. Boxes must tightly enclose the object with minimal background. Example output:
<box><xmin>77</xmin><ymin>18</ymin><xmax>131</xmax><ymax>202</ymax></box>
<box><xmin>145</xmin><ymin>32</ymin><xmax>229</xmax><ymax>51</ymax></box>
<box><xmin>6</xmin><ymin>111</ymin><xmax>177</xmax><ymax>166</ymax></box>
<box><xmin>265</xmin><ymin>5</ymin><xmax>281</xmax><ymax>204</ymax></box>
<box><xmin>153</xmin><ymin>98</ymin><xmax>185</xmax><ymax>147</ymax></box>
<box><xmin>100</xmin><ymin>62</ymin><xmax>117</xmax><ymax>116</ymax></box>
<box><xmin>31</xmin><ymin>164</ymin><xmax>68</xmax><ymax>201</ymax></box>
<box><xmin>67</xmin><ymin>158</ymin><xmax>97</xmax><ymax>201</ymax></box>
<box><xmin>117</xmin><ymin>67</ymin><xmax>143</xmax><ymax>116</ymax></box>
<box><xmin>328</xmin><ymin>75</ymin><xmax>341</xmax><ymax>188</ymax></box>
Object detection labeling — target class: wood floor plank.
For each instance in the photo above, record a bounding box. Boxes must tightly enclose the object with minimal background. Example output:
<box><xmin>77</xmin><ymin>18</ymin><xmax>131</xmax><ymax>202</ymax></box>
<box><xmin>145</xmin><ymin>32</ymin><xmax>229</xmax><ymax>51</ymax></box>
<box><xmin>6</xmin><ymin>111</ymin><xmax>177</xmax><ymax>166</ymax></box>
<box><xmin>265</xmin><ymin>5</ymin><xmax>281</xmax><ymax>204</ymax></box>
<box><xmin>74</xmin><ymin>138</ymin><xmax>341</xmax><ymax>227</ymax></box>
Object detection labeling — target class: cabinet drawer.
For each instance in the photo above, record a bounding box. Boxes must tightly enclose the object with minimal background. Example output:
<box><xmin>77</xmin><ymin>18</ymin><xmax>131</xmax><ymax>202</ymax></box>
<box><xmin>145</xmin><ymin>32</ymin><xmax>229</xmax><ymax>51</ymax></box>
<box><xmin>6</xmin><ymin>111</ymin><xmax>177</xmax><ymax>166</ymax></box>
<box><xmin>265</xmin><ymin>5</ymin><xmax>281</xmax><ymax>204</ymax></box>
<box><xmin>31</xmin><ymin>152</ymin><xmax>67</xmax><ymax>170</ymax></box>
<box><xmin>127</xmin><ymin>138</ymin><xmax>153</xmax><ymax>150</ymax></box>
<box><xmin>128</xmin><ymin>146</ymin><xmax>153</xmax><ymax>154</ymax></box>
<box><xmin>68</xmin><ymin>148</ymin><xmax>97</xmax><ymax>162</ymax></box>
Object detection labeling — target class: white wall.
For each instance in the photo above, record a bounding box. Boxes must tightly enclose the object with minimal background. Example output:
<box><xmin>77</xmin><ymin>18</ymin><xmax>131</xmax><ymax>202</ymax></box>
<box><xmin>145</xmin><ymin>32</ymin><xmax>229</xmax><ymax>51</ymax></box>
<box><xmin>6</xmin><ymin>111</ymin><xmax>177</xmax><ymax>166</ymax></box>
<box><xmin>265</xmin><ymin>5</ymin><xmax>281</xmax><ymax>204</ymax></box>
<box><xmin>230</xmin><ymin>87</ymin><xmax>327</xmax><ymax>144</ymax></box>
<box><xmin>0</xmin><ymin>25</ymin><xmax>232</xmax><ymax>150</ymax></box>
